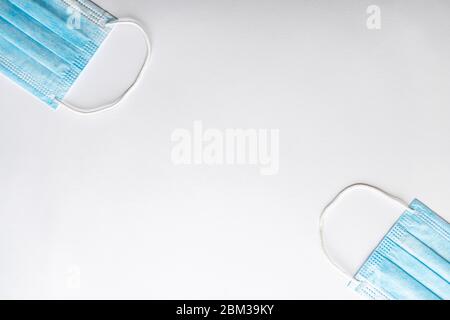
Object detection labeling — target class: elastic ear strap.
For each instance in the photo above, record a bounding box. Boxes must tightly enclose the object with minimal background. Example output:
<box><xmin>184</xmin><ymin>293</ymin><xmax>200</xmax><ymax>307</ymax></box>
<box><xmin>319</xmin><ymin>183</ymin><xmax>413</xmax><ymax>282</ymax></box>
<box><xmin>58</xmin><ymin>18</ymin><xmax>152</xmax><ymax>114</ymax></box>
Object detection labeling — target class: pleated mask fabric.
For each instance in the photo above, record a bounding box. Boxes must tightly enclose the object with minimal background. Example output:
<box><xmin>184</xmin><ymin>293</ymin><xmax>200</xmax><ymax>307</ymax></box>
<box><xmin>351</xmin><ymin>199</ymin><xmax>450</xmax><ymax>300</ymax></box>
<box><xmin>320</xmin><ymin>184</ymin><xmax>450</xmax><ymax>300</ymax></box>
<box><xmin>0</xmin><ymin>0</ymin><xmax>116</xmax><ymax>109</ymax></box>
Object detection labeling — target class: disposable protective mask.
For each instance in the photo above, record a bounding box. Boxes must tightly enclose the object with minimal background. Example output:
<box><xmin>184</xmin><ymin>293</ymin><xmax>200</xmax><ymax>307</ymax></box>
<box><xmin>320</xmin><ymin>184</ymin><xmax>450</xmax><ymax>300</ymax></box>
<box><xmin>0</xmin><ymin>0</ymin><xmax>151</xmax><ymax>113</ymax></box>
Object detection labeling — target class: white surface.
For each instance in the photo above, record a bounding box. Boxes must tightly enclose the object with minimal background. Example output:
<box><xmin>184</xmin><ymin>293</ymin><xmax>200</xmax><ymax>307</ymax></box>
<box><xmin>0</xmin><ymin>0</ymin><xmax>449</xmax><ymax>299</ymax></box>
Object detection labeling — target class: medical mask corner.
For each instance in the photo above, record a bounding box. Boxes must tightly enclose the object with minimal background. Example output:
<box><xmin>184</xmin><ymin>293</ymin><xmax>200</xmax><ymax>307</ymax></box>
<box><xmin>320</xmin><ymin>184</ymin><xmax>450</xmax><ymax>300</ymax></box>
<box><xmin>0</xmin><ymin>0</ymin><xmax>151</xmax><ymax>113</ymax></box>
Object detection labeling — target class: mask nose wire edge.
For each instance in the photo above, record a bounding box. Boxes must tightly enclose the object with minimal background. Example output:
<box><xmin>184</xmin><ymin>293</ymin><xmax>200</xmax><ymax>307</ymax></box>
<box><xmin>56</xmin><ymin>18</ymin><xmax>152</xmax><ymax>114</ymax></box>
<box><xmin>319</xmin><ymin>183</ymin><xmax>415</xmax><ymax>284</ymax></box>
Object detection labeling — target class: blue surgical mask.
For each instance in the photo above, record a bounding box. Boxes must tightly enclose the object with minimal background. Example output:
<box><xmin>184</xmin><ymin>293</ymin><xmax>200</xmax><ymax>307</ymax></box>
<box><xmin>0</xmin><ymin>0</ymin><xmax>151</xmax><ymax>113</ymax></box>
<box><xmin>320</xmin><ymin>184</ymin><xmax>450</xmax><ymax>300</ymax></box>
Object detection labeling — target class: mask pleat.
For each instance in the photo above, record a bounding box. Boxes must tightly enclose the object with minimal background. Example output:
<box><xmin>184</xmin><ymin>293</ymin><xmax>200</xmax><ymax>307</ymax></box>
<box><xmin>0</xmin><ymin>1</ymin><xmax>83</xmax><ymax>67</ymax></box>
<box><xmin>400</xmin><ymin>213</ymin><xmax>450</xmax><ymax>261</ymax></box>
<box><xmin>406</xmin><ymin>202</ymin><xmax>450</xmax><ymax>261</ymax></box>
<box><xmin>7</xmin><ymin>0</ymin><xmax>92</xmax><ymax>50</ymax></box>
<box><xmin>0</xmin><ymin>0</ymin><xmax>115</xmax><ymax>108</ymax></box>
<box><xmin>411</xmin><ymin>199</ymin><xmax>450</xmax><ymax>236</ymax></box>
<box><xmin>0</xmin><ymin>34</ymin><xmax>62</xmax><ymax>107</ymax></box>
<box><xmin>381</xmin><ymin>237</ymin><xmax>449</xmax><ymax>299</ymax></box>
<box><xmin>360</xmin><ymin>252</ymin><xmax>442</xmax><ymax>300</ymax></box>
<box><xmin>0</xmin><ymin>17</ymin><xmax>74</xmax><ymax>76</ymax></box>
<box><xmin>38</xmin><ymin>0</ymin><xmax>114</xmax><ymax>42</ymax></box>
<box><xmin>393</xmin><ymin>227</ymin><xmax>450</xmax><ymax>283</ymax></box>
<box><xmin>355</xmin><ymin>199</ymin><xmax>449</xmax><ymax>300</ymax></box>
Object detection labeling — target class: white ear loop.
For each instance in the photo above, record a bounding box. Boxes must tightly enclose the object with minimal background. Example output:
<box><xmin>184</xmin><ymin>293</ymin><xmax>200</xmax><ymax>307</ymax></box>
<box><xmin>319</xmin><ymin>183</ymin><xmax>415</xmax><ymax>283</ymax></box>
<box><xmin>57</xmin><ymin>18</ymin><xmax>152</xmax><ymax>114</ymax></box>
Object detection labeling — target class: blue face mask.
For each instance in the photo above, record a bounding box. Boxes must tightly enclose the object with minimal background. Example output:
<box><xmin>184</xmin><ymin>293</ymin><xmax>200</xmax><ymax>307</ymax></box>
<box><xmin>320</xmin><ymin>184</ymin><xmax>450</xmax><ymax>300</ymax></box>
<box><xmin>0</xmin><ymin>0</ymin><xmax>151</xmax><ymax>113</ymax></box>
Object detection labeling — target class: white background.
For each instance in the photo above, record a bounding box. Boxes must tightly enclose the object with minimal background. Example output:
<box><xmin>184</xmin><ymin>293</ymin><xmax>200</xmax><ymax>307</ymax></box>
<box><xmin>0</xmin><ymin>0</ymin><xmax>449</xmax><ymax>299</ymax></box>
